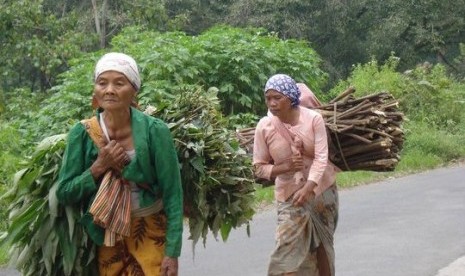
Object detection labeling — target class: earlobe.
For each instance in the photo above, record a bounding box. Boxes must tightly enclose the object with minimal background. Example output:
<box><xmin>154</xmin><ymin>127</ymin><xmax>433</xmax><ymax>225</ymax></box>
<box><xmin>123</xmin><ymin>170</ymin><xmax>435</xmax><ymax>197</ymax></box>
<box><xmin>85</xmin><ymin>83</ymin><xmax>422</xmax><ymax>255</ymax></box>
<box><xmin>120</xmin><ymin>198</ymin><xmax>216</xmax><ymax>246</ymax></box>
<box><xmin>131</xmin><ymin>97</ymin><xmax>139</xmax><ymax>108</ymax></box>
<box><xmin>92</xmin><ymin>94</ymin><xmax>99</xmax><ymax>109</ymax></box>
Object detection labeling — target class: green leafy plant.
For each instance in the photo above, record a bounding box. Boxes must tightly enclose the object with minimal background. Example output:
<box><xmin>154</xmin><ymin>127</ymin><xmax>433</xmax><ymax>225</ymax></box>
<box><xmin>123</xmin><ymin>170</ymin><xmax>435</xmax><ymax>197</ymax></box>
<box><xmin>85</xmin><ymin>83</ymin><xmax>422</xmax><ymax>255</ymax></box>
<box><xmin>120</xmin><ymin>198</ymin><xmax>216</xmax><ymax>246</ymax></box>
<box><xmin>148</xmin><ymin>86</ymin><xmax>256</xmax><ymax>244</ymax></box>
<box><xmin>0</xmin><ymin>134</ymin><xmax>97</xmax><ymax>276</ymax></box>
<box><xmin>14</xmin><ymin>25</ymin><xmax>326</xmax><ymax>148</ymax></box>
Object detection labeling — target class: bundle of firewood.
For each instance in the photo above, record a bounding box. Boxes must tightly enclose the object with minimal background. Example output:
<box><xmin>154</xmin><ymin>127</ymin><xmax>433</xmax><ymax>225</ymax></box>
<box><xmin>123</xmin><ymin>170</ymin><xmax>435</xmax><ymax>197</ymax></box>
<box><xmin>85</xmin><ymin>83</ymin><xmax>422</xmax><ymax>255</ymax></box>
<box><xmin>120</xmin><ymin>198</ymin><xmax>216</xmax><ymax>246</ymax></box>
<box><xmin>236</xmin><ymin>87</ymin><xmax>404</xmax><ymax>172</ymax></box>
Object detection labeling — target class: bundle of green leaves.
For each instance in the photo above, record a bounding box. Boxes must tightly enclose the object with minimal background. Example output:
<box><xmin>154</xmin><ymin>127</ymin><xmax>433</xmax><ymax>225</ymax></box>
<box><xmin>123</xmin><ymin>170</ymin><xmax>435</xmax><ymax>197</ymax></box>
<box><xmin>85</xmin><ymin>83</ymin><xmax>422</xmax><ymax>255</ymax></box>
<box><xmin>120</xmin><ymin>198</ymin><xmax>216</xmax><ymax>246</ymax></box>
<box><xmin>150</xmin><ymin>86</ymin><xmax>256</xmax><ymax>245</ymax></box>
<box><xmin>0</xmin><ymin>86</ymin><xmax>255</xmax><ymax>275</ymax></box>
<box><xmin>0</xmin><ymin>134</ymin><xmax>97</xmax><ymax>275</ymax></box>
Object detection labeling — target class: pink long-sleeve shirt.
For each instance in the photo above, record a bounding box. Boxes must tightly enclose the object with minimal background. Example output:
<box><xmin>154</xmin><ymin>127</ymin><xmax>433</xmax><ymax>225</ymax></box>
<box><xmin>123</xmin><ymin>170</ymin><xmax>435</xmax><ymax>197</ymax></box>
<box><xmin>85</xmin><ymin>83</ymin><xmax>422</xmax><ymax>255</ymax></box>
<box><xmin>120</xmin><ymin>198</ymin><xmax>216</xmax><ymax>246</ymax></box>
<box><xmin>253</xmin><ymin>106</ymin><xmax>339</xmax><ymax>202</ymax></box>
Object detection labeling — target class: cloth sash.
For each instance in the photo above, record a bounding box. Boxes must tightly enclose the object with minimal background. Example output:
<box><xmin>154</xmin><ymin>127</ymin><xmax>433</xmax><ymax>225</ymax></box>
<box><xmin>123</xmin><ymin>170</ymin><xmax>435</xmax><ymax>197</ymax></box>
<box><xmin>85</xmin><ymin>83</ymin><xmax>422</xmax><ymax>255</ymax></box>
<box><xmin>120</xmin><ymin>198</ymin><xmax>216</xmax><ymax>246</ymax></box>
<box><xmin>270</xmin><ymin>116</ymin><xmax>305</xmax><ymax>185</ymax></box>
<box><xmin>81</xmin><ymin>117</ymin><xmax>132</xmax><ymax>246</ymax></box>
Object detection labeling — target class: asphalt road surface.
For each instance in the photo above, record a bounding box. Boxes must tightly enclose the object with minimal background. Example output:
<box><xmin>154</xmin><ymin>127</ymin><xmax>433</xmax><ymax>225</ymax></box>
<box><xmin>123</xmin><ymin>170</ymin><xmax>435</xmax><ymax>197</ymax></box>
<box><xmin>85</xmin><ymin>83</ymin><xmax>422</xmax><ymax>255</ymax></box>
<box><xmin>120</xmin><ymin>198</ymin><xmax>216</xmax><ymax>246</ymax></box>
<box><xmin>179</xmin><ymin>164</ymin><xmax>465</xmax><ymax>276</ymax></box>
<box><xmin>1</xmin><ymin>164</ymin><xmax>464</xmax><ymax>275</ymax></box>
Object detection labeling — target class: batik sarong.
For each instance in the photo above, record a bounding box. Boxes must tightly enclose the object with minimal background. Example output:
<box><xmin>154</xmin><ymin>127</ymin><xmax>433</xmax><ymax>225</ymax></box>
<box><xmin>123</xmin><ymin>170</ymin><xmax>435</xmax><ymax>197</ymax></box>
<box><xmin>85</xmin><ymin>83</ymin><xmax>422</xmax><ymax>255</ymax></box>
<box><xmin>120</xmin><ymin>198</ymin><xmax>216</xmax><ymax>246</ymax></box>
<box><xmin>268</xmin><ymin>184</ymin><xmax>338</xmax><ymax>276</ymax></box>
<box><xmin>98</xmin><ymin>212</ymin><xmax>167</xmax><ymax>276</ymax></box>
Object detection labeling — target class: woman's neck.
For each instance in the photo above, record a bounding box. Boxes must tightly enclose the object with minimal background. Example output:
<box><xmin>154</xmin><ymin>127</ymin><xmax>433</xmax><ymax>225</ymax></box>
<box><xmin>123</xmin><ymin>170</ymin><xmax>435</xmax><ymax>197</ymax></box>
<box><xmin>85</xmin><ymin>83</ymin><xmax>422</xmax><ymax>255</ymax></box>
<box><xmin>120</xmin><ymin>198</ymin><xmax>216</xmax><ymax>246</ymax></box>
<box><xmin>102</xmin><ymin>108</ymin><xmax>131</xmax><ymax>131</ymax></box>
<box><xmin>277</xmin><ymin>106</ymin><xmax>300</xmax><ymax>125</ymax></box>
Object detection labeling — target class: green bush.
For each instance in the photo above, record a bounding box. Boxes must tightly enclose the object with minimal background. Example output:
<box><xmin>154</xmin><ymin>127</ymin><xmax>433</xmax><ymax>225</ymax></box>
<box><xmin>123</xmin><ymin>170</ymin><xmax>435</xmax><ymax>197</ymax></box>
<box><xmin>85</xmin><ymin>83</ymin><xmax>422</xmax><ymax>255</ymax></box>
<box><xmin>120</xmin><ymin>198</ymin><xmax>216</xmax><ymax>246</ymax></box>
<box><xmin>402</xmin><ymin>121</ymin><xmax>465</xmax><ymax>162</ymax></box>
<box><xmin>329</xmin><ymin>55</ymin><xmax>405</xmax><ymax>101</ymax></box>
<box><xmin>330</xmin><ymin>55</ymin><xmax>465</xmax><ymax>134</ymax></box>
<box><xmin>401</xmin><ymin>65</ymin><xmax>465</xmax><ymax>132</ymax></box>
<box><xmin>11</xmin><ymin>26</ymin><xmax>326</xmax><ymax>145</ymax></box>
<box><xmin>396</xmin><ymin>150</ymin><xmax>443</xmax><ymax>172</ymax></box>
<box><xmin>0</xmin><ymin>125</ymin><xmax>23</xmax><ymax>186</ymax></box>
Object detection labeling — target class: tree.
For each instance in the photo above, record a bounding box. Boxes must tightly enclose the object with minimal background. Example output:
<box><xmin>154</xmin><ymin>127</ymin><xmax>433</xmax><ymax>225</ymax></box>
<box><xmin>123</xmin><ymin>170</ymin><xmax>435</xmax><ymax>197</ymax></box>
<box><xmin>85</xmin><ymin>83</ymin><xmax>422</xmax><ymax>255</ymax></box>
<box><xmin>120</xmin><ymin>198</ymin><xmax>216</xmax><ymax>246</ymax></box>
<box><xmin>0</xmin><ymin>0</ymin><xmax>172</xmax><ymax>94</ymax></box>
<box><xmin>225</xmin><ymin>0</ymin><xmax>465</xmax><ymax>85</ymax></box>
<box><xmin>0</xmin><ymin>0</ymin><xmax>97</xmax><ymax>92</ymax></box>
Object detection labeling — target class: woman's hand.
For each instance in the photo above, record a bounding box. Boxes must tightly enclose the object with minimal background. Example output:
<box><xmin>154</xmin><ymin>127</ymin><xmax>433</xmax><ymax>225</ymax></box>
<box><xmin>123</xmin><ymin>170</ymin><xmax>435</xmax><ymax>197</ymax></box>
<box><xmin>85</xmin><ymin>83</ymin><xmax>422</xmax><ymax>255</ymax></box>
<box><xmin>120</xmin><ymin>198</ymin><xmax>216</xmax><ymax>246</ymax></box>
<box><xmin>90</xmin><ymin>140</ymin><xmax>129</xmax><ymax>178</ymax></box>
<box><xmin>269</xmin><ymin>153</ymin><xmax>305</xmax><ymax>179</ymax></box>
<box><xmin>161</xmin><ymin>256</ymin><xmax>178</xmax><ymax>276</ymax></box>
<box><xmin>289</xmin><ymin>152</ymin><xmax>304</xmax><ymax>172</ymax></box>
<box><xmin>292</xmin><ymin>180</ymin><xmax>316</xmax><ymax>207</ymax></box>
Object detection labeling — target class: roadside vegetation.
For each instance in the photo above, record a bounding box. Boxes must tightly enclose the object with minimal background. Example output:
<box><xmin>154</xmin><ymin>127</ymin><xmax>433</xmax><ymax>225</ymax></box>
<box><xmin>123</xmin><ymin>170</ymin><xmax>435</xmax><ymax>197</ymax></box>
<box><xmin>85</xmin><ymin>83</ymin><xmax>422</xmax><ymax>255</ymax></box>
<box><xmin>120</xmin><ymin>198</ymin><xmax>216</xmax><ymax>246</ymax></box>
<box><xmin>1</xmin><ymin>0</ymin><xmax>465</xmax><ymax>269</ymax></box>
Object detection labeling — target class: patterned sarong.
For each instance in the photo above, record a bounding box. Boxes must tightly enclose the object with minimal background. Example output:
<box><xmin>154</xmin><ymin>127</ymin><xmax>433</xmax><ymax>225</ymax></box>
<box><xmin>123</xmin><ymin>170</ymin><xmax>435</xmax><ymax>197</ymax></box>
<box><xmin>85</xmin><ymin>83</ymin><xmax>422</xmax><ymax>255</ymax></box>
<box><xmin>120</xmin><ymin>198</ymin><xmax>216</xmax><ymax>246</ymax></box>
<box><xmin>268</xmin><ymin>184</ymin><xmax>339</xmax><ymax>276</ymax></box>
<box><xmin>98</xmin><ymin>213</ymin><xmax>167</xmax><ymax>276</ymax></box>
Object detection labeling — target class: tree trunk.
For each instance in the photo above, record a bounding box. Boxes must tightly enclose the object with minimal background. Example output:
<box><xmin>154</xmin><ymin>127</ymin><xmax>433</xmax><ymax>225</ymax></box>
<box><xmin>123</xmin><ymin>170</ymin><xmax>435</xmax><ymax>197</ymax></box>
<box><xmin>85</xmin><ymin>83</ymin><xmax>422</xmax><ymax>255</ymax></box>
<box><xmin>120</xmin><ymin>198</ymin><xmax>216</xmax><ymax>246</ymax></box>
<box><xmin>91</xmin><ymin>0</ymin><xmax>106</xmax><ymax>48</ymax></box>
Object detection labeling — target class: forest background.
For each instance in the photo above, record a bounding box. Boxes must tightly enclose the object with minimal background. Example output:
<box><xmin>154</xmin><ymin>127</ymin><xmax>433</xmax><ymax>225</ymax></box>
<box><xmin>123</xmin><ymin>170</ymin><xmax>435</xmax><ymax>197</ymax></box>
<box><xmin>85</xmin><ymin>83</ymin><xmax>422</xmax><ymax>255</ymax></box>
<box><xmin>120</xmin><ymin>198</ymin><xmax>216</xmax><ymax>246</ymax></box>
<box><xmin>1</xmin><ymin>0</ymin><xmax>465</xmax><ymax>265</ymax></box>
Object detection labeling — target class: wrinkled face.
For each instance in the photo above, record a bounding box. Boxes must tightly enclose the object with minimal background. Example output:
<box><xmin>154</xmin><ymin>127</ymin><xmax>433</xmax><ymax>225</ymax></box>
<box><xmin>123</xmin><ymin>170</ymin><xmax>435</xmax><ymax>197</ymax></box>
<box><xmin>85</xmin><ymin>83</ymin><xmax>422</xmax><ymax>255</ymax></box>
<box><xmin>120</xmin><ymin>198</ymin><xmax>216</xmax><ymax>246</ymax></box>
<box><xmin>265</xmin><ymin>89</ymin><xmax>292</xmax><ymax>116</ymax></box>
<box><xmin>93</xmin><ymin>71</ymin><xmax>136</xmax><ymax>111</ymax></box>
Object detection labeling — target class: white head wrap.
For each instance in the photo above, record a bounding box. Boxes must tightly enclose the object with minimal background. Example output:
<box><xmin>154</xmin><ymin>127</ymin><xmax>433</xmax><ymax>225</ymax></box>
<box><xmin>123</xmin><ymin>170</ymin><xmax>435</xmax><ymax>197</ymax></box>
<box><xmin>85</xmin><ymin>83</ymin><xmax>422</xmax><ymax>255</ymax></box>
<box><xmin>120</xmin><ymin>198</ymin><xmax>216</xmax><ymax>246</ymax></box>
<box><xmin>94</xmin><ymin>52</ymin><xmax>141</xmax><ymax>91</ymax></box>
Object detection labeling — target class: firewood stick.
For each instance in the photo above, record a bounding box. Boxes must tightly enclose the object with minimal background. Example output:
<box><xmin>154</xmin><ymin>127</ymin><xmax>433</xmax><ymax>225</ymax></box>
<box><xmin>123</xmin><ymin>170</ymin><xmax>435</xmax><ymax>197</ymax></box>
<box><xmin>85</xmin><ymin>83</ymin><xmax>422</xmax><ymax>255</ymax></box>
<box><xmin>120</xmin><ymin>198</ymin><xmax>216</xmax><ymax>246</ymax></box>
<box><xmin>338</xmin><ymin>133</ymin><xmax>373</xmax><ymax>144</ymax></box>
<box><xmin>338</xmin><ymin>92</ymin><xmax>390</xmax><ymax>106</ymax></box>
<box><xmin>336</xmin><ymin>100</ymin><xmax>376</xmax><ymax>120</ymax></box>
<box><xmin>238</xmin><ymin>127</ymin><xmax>256</xmax><ymax>132</ymax></box>
<box><xmin>348</xmin><ymin>158</ymin><xmax>398</xmax><ymax>169</ymax></box>
<box><xmin>341</xmin><ymin>139</ymin><xmax>392</xmax><ymax>157</ymax></box>
<box><xmin>352</xmin><ymin>126</ymin><xmax>394</xmax><ymax>139</ymax></box>
<box><xmin>240</xmin><ymin>136</ymin><xmax>255</xmax><ymax>147</ymax></box>
<box><xmin>342</xmin><ymin>149</ymin><xmax>393</xmax><ymax>164</ymax></box>
<box><xmin>329</xmin><ymin>86</ymin><xmax>356</xmax><ymax>104</ymax></box>
<box><xmin>389</xmin><ymin>127</ymin><xmax>404</xmax><ymax>136</ymax></box>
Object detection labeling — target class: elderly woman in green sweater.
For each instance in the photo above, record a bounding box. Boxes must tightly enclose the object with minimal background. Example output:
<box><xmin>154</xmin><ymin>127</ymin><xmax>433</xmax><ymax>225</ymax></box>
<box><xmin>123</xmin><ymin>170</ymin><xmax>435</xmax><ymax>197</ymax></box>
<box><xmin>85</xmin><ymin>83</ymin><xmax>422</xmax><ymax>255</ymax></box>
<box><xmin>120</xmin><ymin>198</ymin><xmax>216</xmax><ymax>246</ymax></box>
<box><xmin>56</xmin><ymin>52</ymin><xmax>183</xmax><ymax>276</ymax></box>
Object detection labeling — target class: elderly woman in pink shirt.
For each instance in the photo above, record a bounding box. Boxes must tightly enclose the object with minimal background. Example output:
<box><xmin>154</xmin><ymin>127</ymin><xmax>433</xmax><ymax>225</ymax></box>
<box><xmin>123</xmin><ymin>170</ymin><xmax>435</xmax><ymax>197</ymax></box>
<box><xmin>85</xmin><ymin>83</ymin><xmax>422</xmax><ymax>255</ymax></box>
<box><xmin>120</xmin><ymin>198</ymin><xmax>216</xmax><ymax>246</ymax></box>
<box><xmin>253</xmin><ymin>74</ymin><xmax>339</xmax><ymax>276</ymax></box>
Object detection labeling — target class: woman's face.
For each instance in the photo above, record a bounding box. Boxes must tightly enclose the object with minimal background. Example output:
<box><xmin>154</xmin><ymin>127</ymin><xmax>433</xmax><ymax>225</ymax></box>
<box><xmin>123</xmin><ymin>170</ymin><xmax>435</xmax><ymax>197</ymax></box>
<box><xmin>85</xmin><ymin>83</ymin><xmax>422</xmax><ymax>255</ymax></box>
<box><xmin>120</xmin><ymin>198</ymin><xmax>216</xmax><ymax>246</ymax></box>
<box><xmin>94</xmin><ymin>71</ymin><xmax>136</xmax><ymax>111</ymax></box>
<box><xmin>265</xmin><ymin>89</ymin><xmax>292</xmax><ymax>116</ymax></box>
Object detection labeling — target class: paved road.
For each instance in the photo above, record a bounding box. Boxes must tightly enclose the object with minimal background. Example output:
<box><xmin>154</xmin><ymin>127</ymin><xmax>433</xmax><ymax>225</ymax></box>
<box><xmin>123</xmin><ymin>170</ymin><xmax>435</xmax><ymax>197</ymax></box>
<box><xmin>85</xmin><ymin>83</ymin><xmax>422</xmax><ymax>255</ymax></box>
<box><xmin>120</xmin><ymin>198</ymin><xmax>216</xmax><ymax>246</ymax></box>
<box><xmin>2</xmin><ymin>164</ymin><xmax>464</xmax><ymax>275</ymax></box>
<box><xmin>179</xmin><ymin>164</ymin><xmax>465</xmax><ymax>276</ymax></box>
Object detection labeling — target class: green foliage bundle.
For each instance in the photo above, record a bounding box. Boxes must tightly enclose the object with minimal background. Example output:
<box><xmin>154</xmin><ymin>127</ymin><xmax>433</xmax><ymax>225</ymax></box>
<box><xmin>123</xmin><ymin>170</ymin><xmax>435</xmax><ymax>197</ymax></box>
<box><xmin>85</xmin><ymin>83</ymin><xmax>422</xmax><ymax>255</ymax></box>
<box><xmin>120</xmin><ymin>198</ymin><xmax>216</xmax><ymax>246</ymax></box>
<box><xmin>149</xmin><ymin>87</ymin><xmax>255</xmax><ymax>244</ymax></box>
<box><xmin>1</xmin><ymin>86</ymin><xmax>255</xmax><ymax>275</ymax></box>
<box><xmin>0</xmin><ymin>134</ymin><xmax>97</xmax><ymax>276</ymax></box>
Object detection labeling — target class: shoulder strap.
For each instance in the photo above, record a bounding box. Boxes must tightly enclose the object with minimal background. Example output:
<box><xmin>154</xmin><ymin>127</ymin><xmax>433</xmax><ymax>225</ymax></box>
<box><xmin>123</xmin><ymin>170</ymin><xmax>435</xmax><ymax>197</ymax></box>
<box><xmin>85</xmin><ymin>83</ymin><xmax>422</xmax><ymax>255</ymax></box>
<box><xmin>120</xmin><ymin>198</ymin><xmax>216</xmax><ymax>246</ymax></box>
<box><xmin>271</xmin><ymin>116</ymin><xmax>306</xmax><ymax>158</ymax></box>
<box><xmin>271</xmin><ymin>116</ymin><xmax>295</xmax><ymax>145</ymax></box>
<box><xmin>80</xmin><ymin>116</ymin><xmax>106</xmax><ymax>149</ymax></box>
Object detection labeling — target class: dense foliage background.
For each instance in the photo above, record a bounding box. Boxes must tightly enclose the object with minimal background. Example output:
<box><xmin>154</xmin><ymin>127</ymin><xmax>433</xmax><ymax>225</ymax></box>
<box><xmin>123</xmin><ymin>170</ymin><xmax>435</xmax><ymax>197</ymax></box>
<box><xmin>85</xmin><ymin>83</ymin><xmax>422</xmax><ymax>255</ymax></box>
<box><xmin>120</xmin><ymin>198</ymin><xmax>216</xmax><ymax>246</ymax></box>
<box><xmin>1</xmin><ymin>0</ymin><xmax>465</xmax><ymax>268</ymax></box>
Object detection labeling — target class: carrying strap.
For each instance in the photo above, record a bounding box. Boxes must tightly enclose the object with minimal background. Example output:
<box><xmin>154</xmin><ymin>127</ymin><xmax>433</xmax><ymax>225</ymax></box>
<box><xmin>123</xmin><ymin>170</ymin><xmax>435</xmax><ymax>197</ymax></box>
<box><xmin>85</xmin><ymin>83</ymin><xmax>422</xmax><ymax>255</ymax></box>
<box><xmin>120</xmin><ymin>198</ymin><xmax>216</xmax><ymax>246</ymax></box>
<box><xmin>81</xmin><ymin>116</ymin><xmax>106</xmax><ymax>148</ymax></box>
<box><xmin>270</xmin><ymin>116</ymin><xmax>303</xmax><ymax>156</ymax></box>
<box><xmin>271</xmin><ymin>116</ymin><xmax>305</xmax><ymax>185</ymax></box>
<box><xmin>81</xmin><ymin>117</ymin><xmax>132</xmax><ymax>246</ymax></box>
<box><xmin>271</xmin><ymin>116</ymin><xmax>295</xmax><ymax>146</ymax></box>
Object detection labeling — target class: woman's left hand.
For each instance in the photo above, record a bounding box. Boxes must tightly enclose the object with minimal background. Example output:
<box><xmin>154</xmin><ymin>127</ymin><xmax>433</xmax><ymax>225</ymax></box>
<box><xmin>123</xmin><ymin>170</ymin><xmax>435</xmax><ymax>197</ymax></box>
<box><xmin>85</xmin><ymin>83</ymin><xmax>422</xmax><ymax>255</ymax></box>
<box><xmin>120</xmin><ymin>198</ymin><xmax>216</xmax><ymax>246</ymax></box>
<box><xmin>161</xmin><ymin>256</ymin><xmax>178</xmax><ymax>276</ymax></box>
<box><xmin>292</xmin><ymin>181</ymin><xmax>316</xmax><ymax>207</ymax></box>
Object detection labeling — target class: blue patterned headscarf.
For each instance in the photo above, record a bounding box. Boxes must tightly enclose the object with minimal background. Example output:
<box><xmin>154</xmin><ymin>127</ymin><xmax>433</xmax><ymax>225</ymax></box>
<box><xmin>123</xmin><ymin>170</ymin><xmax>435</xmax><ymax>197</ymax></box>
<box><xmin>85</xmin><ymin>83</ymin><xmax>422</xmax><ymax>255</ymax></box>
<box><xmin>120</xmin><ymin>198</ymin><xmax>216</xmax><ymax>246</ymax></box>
<box><xmin>264</xmin><ymin>74</ymin><xmax>301</xmax><ymax>107</ymax></box>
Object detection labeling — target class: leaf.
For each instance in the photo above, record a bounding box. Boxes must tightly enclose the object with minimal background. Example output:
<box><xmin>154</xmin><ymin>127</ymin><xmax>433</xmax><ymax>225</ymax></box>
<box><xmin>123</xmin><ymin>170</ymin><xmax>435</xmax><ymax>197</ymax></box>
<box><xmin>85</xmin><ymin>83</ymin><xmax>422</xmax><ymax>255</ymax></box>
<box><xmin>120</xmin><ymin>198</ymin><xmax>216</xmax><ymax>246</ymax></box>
<box><xmin>11</xmin><ymin>168</ymin><xmax>28</xmax><ymax>189</ymax></box>
<box><xmin>17</xmin><ymin>167</ymin><xmax>42</xmax><ymax>195</ymax></box>
<box><xmin>48</xmin><ymin>182</ymin><xmax>59</xmax><ymax>217</ymax></box>
<box><xmin>65</xmin><ymin>205</ymin><xmax>76</xmax><ymax>239</ymax></box>
<box><xmin>8</xmin><ymin>200</ymin><xmax>45</xmax><ymax>244</ymax></box>
<box><xmin>189</xmin><ymin>156</ymin><xmax>205</xmax><ymax>174</ymax></box>
<box><xmin>57</xmin><ymin>224</ymin><xmax>77</xmax><ymax>276</ymax></box>
<box><xmin>42</xmin><ymin>230</ymin><xmax>58</xmax><ymax>275</ymax></box>
<box><xmin>220</xmin><ymin>221</ymin><xmax>232</xmax><ymax>241</ymax></box>
<box><xmin>35</xmin><ymin>134</ymin><xmax>67</xmax><ymax>152</ymax></box>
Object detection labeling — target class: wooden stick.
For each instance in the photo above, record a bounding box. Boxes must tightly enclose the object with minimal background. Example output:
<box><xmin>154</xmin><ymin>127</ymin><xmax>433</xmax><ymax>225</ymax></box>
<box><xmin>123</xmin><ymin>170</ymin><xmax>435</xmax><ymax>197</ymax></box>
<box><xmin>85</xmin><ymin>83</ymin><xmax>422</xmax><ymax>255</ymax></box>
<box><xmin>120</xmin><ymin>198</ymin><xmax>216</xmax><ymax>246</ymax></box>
<box><xmin>328</xmin><ymin>86</ymin><xmax>356</xmax><ymax>104</ymax></box>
